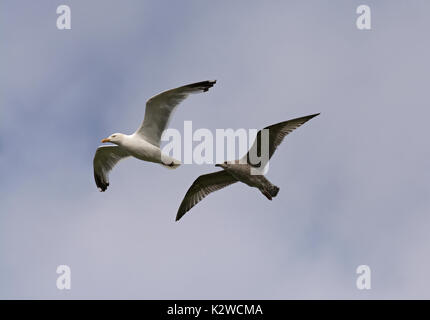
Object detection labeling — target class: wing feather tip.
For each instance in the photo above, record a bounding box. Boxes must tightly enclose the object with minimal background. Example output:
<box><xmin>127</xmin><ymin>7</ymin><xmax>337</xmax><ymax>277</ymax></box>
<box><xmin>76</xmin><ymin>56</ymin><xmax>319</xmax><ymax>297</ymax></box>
<box><xmin>202</xmin><ymin>80</ymin><xmax>216</xmax><ymax>92</ymax></box>
<box><xmin>95</xmin><ymin>176</ymin><xmax>109</xmax><ymax>192</ymax></box>
<box><xmin>175</xmin><ymin>212</ymin><xmax>183</xmax><ymax>222</ymax></box>
<box><xmin>97</xmin><ymin>183</ymin><xmax>108</xmax><ymax>192</ymax></box>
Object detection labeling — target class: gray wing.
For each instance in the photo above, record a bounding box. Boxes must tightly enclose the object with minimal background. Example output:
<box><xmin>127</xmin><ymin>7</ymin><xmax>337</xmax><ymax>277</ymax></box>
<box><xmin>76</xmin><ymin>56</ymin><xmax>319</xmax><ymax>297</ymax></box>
<box><xmin>176</xmin><ymin>170</ymin><xmax>237</xmax><ymax>221</ymax></box>
<box><xmin>242</xmin><ymin>113</ymin><xmax>320</xmax><ymax>168</ymax></box>
<box><xmin>93</xmin><ymin>146</ymin><xmax>130</xmax><ymax>192</ymax></box>
<box><xmin>135</xmin><ymin>80</ymin><xmax>216</xmax><ymax>147</ymax></box>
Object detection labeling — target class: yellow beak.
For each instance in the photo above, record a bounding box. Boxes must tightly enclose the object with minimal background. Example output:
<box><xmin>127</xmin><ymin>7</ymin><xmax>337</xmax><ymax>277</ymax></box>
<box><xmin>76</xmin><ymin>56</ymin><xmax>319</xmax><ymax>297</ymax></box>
<box><xmin>101</xmin><ymin>138</ymin><xmax>111</xmax><ymax>143</ymax></box>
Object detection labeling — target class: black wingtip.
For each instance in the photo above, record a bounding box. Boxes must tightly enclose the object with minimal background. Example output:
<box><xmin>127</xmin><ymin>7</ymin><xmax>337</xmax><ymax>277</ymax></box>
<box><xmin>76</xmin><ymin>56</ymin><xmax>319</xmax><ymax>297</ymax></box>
<box><xmin>188</xmin><ymin>80</ymin><xmax>217</xmax><ymax>92</ymax></box>
<box><xmin>202</xmin><ymin>80</ymin><xmax>216</xmax><ymax>92</ymax></box>
<box><xmin>175</xmin><ymin>206</ymin><xmax>188</xmax><ymax>221</ymax></box>
<box><xmin>94</xmin><ymin>172</ymin><xmax>109</xmax><ymax>192</ymax></box>
<box><xmin>299</xmin><ymin>113</ymin><xmax>320</xmax><ymax>122</ymax></box>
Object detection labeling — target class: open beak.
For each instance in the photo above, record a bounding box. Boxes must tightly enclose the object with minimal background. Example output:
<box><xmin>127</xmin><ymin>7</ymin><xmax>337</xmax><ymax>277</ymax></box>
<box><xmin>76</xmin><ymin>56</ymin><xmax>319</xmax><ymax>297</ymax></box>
<box><xmin>101</xmin><ymin>138</ymin><xmax>111</xmax><ymax>143</ymax></box>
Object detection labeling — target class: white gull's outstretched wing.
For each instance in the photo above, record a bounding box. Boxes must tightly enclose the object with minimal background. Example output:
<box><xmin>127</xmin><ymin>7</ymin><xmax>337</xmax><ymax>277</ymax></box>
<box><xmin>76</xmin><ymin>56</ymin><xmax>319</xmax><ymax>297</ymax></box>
<box><xmin>93</xmin><ymin>146</ymin><xmax>130</xmax><ymax>192</ymax></box>
<box><xmin>135</xmin><ymin>80</ymin><xmax>216</xmax><ymax>147</ymax></box>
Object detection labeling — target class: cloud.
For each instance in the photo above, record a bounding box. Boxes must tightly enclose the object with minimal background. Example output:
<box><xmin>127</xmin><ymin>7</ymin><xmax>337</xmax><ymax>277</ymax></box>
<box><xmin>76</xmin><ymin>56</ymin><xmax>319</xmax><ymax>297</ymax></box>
<box><xmin>1</xmin><ymin>0</ymin><xmax>430</xmax><ymax>299</ymax></box>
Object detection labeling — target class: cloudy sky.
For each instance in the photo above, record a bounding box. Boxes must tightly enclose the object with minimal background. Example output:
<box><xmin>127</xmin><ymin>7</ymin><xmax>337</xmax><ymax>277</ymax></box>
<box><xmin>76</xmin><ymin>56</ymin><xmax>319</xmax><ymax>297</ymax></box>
<box><xmin>1</xmin><ymin>0</ymin><xmax>429</xmax><ymax>299</ymax></box>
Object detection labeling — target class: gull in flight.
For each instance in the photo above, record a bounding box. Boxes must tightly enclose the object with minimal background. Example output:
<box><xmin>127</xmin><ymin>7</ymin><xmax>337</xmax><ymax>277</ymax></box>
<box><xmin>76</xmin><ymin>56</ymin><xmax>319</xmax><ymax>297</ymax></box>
<box><xmin>176</xmin><ymin>113</ymin><xmax>319</xmax><ymax>221</ymax></box>
<box><xmin>93</xmin><ymin>80</ymin><xmax>216</xmax><ymax>191</ymax></box>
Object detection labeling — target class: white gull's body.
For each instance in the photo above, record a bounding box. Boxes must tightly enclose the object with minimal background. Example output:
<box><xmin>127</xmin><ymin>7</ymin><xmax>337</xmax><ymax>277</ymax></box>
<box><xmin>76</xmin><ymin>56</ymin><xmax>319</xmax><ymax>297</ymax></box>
<box><xmin>119</xmin><ymin>134</ymin><xmax>164</xmax><ymax>163</ymax></box>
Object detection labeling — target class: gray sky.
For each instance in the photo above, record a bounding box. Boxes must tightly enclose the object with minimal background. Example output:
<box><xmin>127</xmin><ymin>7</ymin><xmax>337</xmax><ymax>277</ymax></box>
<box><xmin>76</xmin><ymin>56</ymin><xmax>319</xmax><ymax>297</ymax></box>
<box><xmin>1</xmin><ymin>0</ymin><xmax>429</xmax><ymax>299</ymax></box>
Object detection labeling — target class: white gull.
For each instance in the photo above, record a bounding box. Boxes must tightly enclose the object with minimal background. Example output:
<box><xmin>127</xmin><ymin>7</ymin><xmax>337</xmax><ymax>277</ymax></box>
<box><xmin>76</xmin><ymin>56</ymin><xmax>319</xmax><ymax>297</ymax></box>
<box><xmin>93</xmin><ymin>80</ymin><xmax>216</xmax><ymax>191</ymax></box>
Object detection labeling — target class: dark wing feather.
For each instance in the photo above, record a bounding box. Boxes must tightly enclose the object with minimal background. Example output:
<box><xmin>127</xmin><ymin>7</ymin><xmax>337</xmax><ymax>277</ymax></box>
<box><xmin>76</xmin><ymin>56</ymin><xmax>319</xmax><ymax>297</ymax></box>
<box><xmin>93</xmin><ymin>146</ymin><xmax>129</xmax><ymax>192</ymax></box>
<box><xmin>176</xmin><ymin>170</ymin><xmax>237</xmax><ymax>221</ymax></box>
<box><xmin>244</xmin><ymin>113</ymin><xmax>320</xmax><ymax>168</ymax></box>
